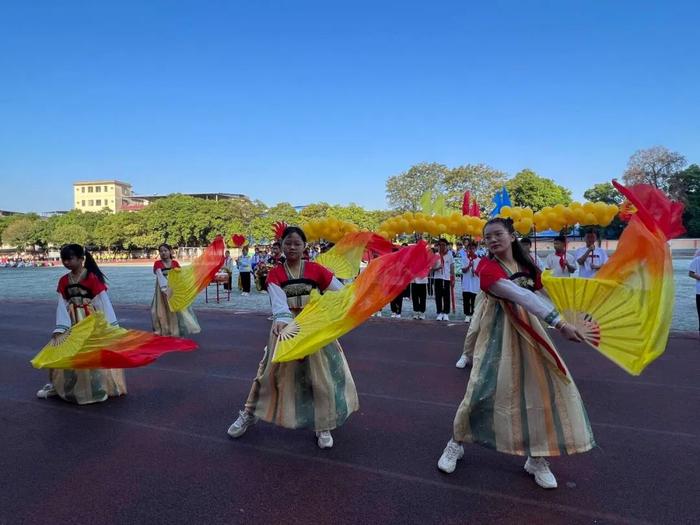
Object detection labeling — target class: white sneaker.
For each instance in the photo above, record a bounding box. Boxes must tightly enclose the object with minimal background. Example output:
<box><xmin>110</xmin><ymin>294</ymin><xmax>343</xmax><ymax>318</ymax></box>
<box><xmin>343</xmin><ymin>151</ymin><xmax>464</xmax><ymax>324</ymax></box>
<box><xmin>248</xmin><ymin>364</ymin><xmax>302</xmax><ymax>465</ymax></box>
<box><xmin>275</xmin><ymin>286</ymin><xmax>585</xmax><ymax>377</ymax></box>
<box><xmin>438</xmin><ymin>438</ymin><xmax>464</xmax><ymax>473</ymax></box>
<box><xmin>227</xmin><ymin>410</ymin><xmax>258</xmax><ymax>438</ymax></box>
<box><xmin>36</xmin><ymin>383</ymin><xmax>57</xmax><ymax>399</ymax></box>
<box><xmin>524</xmin><ymin>457</ymin><xmax>558</xmax><ymax>489</ymax></box>
<box><xmin>464</xmin><ymin>315</ymin><xmax>472</xmax><ymax>323</ymax></box>
<box><xmin>455</xmin><ymin>355</ymin><xmax>470</xmax><ymax>368</ymax></box>
<box><xmin>316</xmin><ymin>430</ymin><xmax>333</xmax><ymax>449</ymax></box>
<box><xmin>412</xmin><ymin>313</ymin><xmax>419</xmax><ymax>319</ymax></box>
<box><xmin>419</xmin><ymin>313</ymin><xmax>425</xmax><ymax>320</ymax></box>
<box><xmin>241</xmin><ymin>292</ymin><xmax>249</xmax><ymax>296</ymax></box>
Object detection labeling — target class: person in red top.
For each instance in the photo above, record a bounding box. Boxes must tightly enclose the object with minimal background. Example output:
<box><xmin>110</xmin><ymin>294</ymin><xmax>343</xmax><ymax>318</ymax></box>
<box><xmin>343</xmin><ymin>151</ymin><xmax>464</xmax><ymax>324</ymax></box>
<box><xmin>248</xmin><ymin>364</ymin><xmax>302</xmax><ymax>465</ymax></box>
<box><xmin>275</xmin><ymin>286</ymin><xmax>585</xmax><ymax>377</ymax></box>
<box><xmin>151</xmin><ymin>243</ymin><xmax>201</xmax><ymax>336</ymax></box>
<box><xmin>437</xmin><ymin>218</ymin><xmax>594</xmax><ymax>490</ymax></box>
<box><xmin>227</xmin><ymin>226</ymin><xmax>359</xmax><ymax>450</ymax></box>
<box><xmin>36</xmin><ymin>244</ymin><xmax>127</xmax><ymax>405</ymax></box>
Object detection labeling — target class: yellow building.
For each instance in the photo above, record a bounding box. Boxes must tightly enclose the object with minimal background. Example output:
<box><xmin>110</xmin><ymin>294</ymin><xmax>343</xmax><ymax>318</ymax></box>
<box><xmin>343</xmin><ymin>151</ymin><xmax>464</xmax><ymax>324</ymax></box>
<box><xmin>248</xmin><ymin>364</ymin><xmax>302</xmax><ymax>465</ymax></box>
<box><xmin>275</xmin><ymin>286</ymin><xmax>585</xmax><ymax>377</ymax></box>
<box><xmin>72</xmin><ymin>180</ymin><xmax>142</xmax><ymax>213</ymax></box>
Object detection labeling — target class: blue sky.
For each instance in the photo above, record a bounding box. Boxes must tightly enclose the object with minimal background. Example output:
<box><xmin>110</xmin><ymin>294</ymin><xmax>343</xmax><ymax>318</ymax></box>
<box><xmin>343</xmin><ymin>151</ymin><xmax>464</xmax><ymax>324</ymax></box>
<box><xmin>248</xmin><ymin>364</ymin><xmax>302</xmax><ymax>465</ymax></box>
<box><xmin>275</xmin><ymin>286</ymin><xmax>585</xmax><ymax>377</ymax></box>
<box><xmin>1</xmin><ymin>0</ymin><xmax>698</xmax><ymax>212</ymax></box>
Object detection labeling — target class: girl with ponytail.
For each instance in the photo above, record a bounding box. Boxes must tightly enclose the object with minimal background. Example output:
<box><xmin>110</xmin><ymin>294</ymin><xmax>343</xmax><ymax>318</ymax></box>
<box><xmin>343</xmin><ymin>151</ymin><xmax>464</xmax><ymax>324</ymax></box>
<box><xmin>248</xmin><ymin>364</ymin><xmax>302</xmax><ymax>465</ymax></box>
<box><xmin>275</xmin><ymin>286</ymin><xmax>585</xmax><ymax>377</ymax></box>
<box><xmin>438</xmin><ymin>217</ymin><xmax>594</xmax><ymax>490</ymax></box>
<box><xmin>36</xmin><ymin>244</ymin><xmax>127</xmax><ymax>404</ymax></box>
<box><xmin>151</xmin><ymin>243</ymin><xmax>201</xmax><ymax>336</ymax></box>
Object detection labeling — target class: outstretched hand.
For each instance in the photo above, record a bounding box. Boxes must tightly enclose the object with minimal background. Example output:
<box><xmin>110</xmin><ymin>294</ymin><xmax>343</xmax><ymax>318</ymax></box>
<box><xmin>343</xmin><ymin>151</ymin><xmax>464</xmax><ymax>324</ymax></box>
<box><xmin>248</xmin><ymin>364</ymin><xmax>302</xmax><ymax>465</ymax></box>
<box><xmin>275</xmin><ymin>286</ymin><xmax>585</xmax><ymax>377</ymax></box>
<box><xmin>559</xmin><ymin>323</ymin><xmax>584</xmax><ymax>343</ymax></box>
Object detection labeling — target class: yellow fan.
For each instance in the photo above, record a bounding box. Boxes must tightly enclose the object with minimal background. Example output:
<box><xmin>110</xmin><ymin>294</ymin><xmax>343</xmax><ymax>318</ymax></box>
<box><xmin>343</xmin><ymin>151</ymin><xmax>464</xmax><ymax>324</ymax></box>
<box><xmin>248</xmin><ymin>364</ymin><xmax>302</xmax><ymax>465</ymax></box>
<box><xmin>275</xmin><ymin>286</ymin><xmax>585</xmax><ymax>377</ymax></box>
<box><xmin>167</xmin><ymin>236</ymin><xmax>225</xmax><ymax>311</ymax></box>
<box><xmin>32</xmin><ymin>313</ymin><xmax>121</xmax><ymax>368</ymax></box>
<box><xmin>315</xmin><ymin>232</ymin><xmax>393</xmax><ymax>279</ymax></box>
<box><xmin>542</xmin><ymin>269</ymin><xmax>671</xmax><ymax>376</ymax></box>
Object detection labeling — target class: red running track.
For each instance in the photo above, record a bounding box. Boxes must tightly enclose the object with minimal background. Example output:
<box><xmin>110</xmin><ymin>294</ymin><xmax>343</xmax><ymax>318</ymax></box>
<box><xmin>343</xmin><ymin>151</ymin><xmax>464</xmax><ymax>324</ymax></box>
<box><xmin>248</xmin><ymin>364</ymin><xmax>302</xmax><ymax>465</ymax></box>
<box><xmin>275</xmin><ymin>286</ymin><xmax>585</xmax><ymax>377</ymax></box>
<box><xmin>1</xmin><ymin>300</ymin><xmax>698</xmax><ymax>524</ymax></box>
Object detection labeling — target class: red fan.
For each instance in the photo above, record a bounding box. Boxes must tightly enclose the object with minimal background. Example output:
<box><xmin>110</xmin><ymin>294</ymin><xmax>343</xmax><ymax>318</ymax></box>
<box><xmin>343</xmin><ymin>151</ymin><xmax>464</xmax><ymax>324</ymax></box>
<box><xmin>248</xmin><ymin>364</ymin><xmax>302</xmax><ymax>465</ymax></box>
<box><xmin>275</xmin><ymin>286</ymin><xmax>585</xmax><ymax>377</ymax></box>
<box><xmin>231</xmin><ymin>234</ymin><xmax>246</xmax><ymax>248</ymax></box>
<box><xmin>273</xmin><ymin>221</ymin><xmax>288</xmax><ymax>240</ymax></box>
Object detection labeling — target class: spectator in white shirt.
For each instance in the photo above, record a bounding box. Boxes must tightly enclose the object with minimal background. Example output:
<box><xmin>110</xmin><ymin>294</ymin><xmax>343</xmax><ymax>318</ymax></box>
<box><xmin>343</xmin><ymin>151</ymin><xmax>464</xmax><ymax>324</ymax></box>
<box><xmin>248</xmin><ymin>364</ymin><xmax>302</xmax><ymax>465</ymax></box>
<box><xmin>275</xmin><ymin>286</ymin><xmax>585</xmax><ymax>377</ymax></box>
<box><xmin>574</xmin><ymin>229</ymin><xmax>608</xmax><ymax>278</ymax></box>
<box><xmin>689</xmin><ymin>249</ymin><xmax>700</xmax><ymax>332</ymax></box>
<box><xmin>545</xmin><ymin>236</ymin><xmax>577</xmax><ymax>277</ymax></box>
<box><xmin>461</xmin><ymin>241</ymin><xmax>481</xmax><ymax>322</ymax></box>
<box><xmin>433</xmin><ymin>238</ymin><xmax>454</xmax><ymax>321</ymax></box>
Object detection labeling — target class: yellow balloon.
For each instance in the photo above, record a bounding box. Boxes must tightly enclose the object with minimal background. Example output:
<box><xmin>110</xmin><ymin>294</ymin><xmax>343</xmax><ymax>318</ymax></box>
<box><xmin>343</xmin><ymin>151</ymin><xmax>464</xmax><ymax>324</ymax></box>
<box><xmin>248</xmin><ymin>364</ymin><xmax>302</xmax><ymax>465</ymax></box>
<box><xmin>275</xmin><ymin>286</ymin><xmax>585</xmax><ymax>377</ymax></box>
<box><xmin>516</xmin><ymin>218</ymin><xmax>533</xmax><ymax>235</ymax></box>
<box><xmin>594</xmin><ymin>201</ymin><xmax>608</xmax><ymax>214</ymax></box>
<box><xmin>583</xmin><ymin>202</ymin><xmax>596</xmax><ymax>213</ymax></box>
<box><xmin>583</xmin><ymin>213</ymin><xmax>597</xmax><ymax>225</ymax></box>
<box><xmin>563</xmin><ymin>207</ymin><xmax>575</xmax><ymax>224</ymax></box>
<box><xmin>593</xmin><ymin>208</ymin><xmax>608</xmax><ymax>226</ymax></box>
<box><xmin>511</xmin><ymin>208</ymin><xmax>522</xmax><ymax>221</ymax></box>
<box><xmin>500</xmin><ymin>206</ymin><xmax>512</xmax><ymax>218</ymax></box>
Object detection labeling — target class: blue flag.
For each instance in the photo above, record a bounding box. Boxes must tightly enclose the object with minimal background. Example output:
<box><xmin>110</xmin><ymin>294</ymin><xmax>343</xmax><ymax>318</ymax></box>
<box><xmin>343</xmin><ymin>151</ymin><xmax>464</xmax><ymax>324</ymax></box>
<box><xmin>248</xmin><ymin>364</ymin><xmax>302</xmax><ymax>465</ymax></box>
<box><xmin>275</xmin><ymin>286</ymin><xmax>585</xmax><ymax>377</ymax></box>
<box><xmin>490</xmin><ymin>187</ymin><xmax>512</xmax><ymax>217</ymax></box>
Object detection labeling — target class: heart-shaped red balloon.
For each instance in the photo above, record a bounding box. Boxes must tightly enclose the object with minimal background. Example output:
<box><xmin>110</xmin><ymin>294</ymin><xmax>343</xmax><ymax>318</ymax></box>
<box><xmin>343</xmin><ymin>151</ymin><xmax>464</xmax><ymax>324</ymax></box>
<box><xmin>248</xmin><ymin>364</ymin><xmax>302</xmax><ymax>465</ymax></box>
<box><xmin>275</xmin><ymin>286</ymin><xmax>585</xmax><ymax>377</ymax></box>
<box><xmin>231</xmin><ymin>234</ymin><xmax>246</xmax><ymax>247</ymax></box>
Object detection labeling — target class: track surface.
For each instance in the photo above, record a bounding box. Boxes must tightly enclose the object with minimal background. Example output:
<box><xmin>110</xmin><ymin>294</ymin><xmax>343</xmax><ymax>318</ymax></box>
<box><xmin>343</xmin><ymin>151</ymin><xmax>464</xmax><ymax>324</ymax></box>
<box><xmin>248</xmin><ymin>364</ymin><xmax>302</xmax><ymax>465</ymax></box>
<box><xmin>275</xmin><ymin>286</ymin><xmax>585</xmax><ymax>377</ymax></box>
<box><xmin>1</xmin><ymin>300</ymin><xmax>698</xmax><ymax>525</ymax></box>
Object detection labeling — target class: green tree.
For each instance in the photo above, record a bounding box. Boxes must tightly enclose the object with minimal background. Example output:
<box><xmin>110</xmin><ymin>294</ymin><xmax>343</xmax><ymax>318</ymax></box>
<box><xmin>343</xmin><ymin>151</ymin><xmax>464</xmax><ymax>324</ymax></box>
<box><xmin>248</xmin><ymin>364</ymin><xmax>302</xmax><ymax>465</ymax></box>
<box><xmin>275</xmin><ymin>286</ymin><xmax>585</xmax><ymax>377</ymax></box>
<box><xmin>140</xmin><ymin>195</ymin><xmax>210</xmax><ymax>246</ymax></box>
<box><xmin>300</xmin><ymin>202</ymin><xmax>332</xmax><ymax>220</ymax></box>
<box><xmin>29</xmin><ymin>219</ymin><xmax>54</xmax><ymax>249</ymax></box>
<box><xmin>583</xmin><ymin>182</ymin><xmax>623</xmax><ymax>204</ymax></box>
<box><xmin>49</xmin><ymin>209</ymin><xmax>110</xmax><ymax>246</ymax></box>
<box><xmin>1</xmin><ymin>218</ymin><xmax>37</xmax><ymax>249</ymax></box>
<box><xmin>246</xmin><ymin>202</ymin><xmax>299</xmax><ymax>243</ymax></box>
<box><xmin>622</xmin><ymin>146</ymin><xmax>687</xmax><ymax>199</ymax></box>
<box><xmin>94</xmin><ymin>212</ymin><xmax>149</xmax><ymax>251</ymax></box>
<box><xmin>443</xmin><ymin>163</ymin><xmax>508</xmax><ymax>213</ymax></box>
<box><xmin>385</xmin><ymin>162</ymin><xmax>449</xmax><ymax>212</ymax></box>
<box><xmin>670</xmin><ymin>164</ymin><xmax>700</xmax><ymax>237</ymax></box>
<box><xmin>51</xmin><ymin>224</ymin><xmax>89</xmax><ymax>247</ymax></box>
<box><xmin>506</xmin><ymin>169</ymin><xmax>572</xmax><ymax>211</ymax></box>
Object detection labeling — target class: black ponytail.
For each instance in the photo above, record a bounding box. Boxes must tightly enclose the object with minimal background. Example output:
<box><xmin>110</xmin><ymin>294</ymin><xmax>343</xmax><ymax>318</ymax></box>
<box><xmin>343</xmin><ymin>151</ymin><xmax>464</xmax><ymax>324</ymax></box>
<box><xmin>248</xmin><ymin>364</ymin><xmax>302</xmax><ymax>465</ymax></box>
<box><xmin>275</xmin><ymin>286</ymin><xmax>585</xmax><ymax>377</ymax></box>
<box><xmin>60</xmin><ymin>244</ymin><xmax>107</xmax><ymax>283</ymax></box>
<box><xmin>483</xmin><ymin>218</ymin><xmax>539</xmax><ymax>279</ymax></box>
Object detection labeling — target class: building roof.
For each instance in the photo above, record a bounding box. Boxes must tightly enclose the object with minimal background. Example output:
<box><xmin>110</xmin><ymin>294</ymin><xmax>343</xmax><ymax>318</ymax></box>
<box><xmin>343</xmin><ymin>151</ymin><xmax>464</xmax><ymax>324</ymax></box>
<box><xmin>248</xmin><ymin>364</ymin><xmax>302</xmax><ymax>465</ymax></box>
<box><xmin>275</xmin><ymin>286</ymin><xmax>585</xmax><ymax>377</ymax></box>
<box><xmin>120</xmin><ymin>204</ymin><xmax>146</xmax><ymax>211</ymax></box>
<box><xmin>132</xmin><ymin>192</ymin><xmax>249</xmax><ymax>201</ymax></box>
<box><xmin>73</xmin><ymin>180</ymin><xmax>132</xmax><ymax>186</ymax></box>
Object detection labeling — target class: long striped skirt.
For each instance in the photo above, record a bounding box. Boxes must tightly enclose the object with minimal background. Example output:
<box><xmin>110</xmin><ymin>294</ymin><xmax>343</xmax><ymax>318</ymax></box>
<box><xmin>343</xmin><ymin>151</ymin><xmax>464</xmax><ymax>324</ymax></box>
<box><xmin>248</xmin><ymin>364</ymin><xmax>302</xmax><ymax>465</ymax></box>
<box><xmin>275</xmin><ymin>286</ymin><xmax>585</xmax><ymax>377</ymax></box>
<box><xmin>462</xmin><ymin>291</ymin><xmax>486</xmax><ymax>358</ymax></box>
<box><xmin>244</xmin><ymin>331</ymin><xmax>359</xmax><ymax>431</ymax></box>
<box><xmin>453</xmin><ymin>295</ymin><xmax>595</xmax><ymax>457</ymax></box>
<box><xmin>151</xmin><ymin>283</ymin><xmax>201</xmax><ymax>336</ymax></box>
<box><xmin>50</xmin><ymin>305</ymin><xmax>127</xmax><ymax>405</ymax></box>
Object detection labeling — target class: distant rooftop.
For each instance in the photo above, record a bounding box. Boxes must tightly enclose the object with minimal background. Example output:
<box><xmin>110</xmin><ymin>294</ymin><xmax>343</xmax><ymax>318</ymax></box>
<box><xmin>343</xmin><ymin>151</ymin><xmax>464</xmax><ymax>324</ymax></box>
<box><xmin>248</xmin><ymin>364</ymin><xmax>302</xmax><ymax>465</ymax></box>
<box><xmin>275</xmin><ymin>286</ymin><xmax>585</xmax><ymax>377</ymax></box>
<box><xmin>132</xmin><ymin>192</ymin><xmax>249</xmax><ymax>201</ymax></box>
<box><xmin>73</xmin><ymin>180</ymin><xmax>132</xmax><ymax>186</ymax></box>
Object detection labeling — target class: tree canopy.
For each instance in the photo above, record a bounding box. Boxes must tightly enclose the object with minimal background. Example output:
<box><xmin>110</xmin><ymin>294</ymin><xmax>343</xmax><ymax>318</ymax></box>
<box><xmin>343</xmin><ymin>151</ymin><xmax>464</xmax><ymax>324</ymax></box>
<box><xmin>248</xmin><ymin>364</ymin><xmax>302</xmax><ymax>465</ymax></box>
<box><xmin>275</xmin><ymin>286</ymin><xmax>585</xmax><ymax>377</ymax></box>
<box><xmin>506</xmin><ymin>169</ymin><xmax>572</xmax><ymax>211</ymax></box>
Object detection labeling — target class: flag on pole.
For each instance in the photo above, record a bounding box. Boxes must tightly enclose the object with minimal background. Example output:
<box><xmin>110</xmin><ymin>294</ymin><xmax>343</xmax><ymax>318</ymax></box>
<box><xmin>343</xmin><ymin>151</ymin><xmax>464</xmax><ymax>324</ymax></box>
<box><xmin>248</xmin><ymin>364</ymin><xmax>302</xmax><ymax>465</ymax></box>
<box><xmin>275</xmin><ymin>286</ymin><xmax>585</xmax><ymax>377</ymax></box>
<box><xmin>462</xmin><ymin>191</ymin><xmax>471</xmax><ymax>215</ymax></box>
<box><xmin>490</xmin><ymin>187</ymin><xmax>512</xmax><ymax>217</ymax></box>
